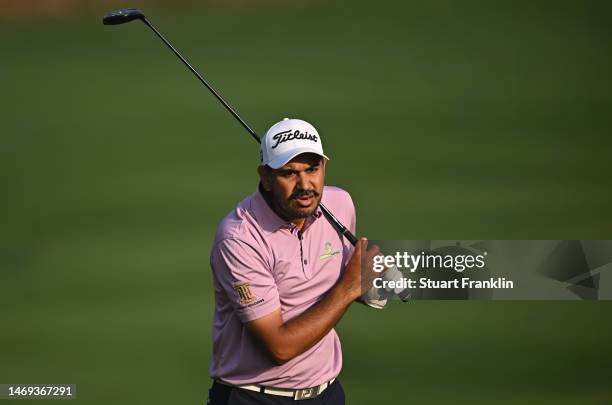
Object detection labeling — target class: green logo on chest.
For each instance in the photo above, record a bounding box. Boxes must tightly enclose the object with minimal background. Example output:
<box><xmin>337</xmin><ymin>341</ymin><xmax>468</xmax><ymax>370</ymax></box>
<box><xmin>319</xmin><ymin>242</ymin><xmax>340</xmax><ymax>260</ymax></box>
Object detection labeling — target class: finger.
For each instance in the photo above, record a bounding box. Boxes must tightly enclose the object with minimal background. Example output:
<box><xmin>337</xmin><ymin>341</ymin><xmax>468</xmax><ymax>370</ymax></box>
<box><xmin>360</xmin><ymin>237</ymin><xmax>368</xmax><ymax>252</ymax></box>
<box><xmin>365</xmin><ymin>246</ymin><xmax>381</xmax><ymax>265</ymax></box>
<box><xmin>354</xmin><ymin>237</ymin><xmax>366</xmax><ymax>257</ymax></box>
<box><xmin>367</xmin><ymin>244</ymin><xmax>381</xmax><ymax>257</ymax></box>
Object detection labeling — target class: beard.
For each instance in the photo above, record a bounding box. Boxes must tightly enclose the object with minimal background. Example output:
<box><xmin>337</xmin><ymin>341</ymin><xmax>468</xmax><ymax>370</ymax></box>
<box><xmin>266</xmin><ymin>188</ymin><xmax>322</xmax><ymax>220</ymax></box>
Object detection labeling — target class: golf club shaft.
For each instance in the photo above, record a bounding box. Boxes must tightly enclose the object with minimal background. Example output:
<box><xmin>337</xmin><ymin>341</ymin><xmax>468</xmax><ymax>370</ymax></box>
<box><xmin>319</xmin><ymin>204</ymin><xmax>358</xmax><ymax>245</ymax></box>
<box><xmin>141</xmin><ymin>17</ymin><xmax>359</xmax><ymax>246</ymax></box>
<box><xmin>142</xmin><ymin>18</ymin><xmax>260</xmax><ymax>144</ymax></box>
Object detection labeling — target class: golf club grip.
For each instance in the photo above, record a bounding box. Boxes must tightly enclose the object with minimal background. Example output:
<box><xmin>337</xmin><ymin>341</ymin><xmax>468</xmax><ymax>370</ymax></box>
<box><xmin>319</xmin><ymin>204</ymin><xmax>358</xmax><ymax>246</ymax></box>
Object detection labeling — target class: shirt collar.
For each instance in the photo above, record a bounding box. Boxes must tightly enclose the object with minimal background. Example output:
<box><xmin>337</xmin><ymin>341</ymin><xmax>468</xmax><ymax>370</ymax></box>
<box><xmin>250</xmin><ymin>184</ymin><xmax>323</xmax><ymax>235</ymax></box>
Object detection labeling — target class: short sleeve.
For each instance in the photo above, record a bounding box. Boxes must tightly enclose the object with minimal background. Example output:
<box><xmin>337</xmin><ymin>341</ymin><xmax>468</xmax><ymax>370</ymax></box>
<box><xmin>342</xmin><ymin>191</ymin><xmax>357</xmax><ymax>264</ymax></box>
<box><xmin>345</xmin><ymin>192</ymin><xmax>356</xmax><ymax>236</ymax></box>
<box><xmin>211</xmin><ymin>238</ymin><xmax>281</xmax><ymax>322</ymax></box>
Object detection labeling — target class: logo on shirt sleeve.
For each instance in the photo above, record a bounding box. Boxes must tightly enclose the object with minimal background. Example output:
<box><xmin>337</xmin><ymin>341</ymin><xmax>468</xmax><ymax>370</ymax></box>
<box><xmin>233</xmin><ymin>282</ymin><xmax>257</xmax><ymax>306</ymax></box>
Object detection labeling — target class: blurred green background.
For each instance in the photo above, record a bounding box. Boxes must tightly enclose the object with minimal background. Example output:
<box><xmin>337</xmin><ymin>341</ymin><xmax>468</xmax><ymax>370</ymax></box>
<box><xmin>1</xmin><ymin>0</ymin><xmax>611</xmax><ymax>403</ymax></box>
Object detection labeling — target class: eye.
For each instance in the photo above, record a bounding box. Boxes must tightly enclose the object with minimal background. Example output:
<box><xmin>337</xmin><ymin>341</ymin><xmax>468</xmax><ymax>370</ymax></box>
<box><xmin>306</xmin><ymin>166</ymin><xmax>319</xmax><ymax>173</ymax></box>
<box><xmin>279</xmin><ymin>170</ymin><xmax>295</xmax><ymax>178</ymax></box>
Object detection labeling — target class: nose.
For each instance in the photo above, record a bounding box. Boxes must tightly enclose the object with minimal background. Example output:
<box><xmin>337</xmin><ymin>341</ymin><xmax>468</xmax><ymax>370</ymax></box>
<box><xmin>296</xmin><ymin>172</ymin><xmax>310</xmax><ymax>191</ymax></box>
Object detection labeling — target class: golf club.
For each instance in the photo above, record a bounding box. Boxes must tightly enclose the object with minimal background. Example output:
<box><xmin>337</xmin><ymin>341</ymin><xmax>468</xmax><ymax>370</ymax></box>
<box><xmin>102</xmin><ymin>8</ymin><xmax>358</xmax><ymax>246</ymax></box>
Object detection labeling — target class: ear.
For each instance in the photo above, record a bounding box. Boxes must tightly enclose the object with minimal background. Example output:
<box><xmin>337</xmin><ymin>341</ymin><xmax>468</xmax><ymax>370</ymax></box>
<box><xmin>257</xmin><ymin>165</ymin><xmax>272</xmax><ymax>191</ymax></box>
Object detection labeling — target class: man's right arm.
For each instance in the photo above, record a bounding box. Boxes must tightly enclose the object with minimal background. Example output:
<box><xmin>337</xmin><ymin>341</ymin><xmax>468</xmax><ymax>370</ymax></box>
<box><xmin>247</xmin><ymin>238</ymin><xmax>379</xmax><ymax>365</ymax></box>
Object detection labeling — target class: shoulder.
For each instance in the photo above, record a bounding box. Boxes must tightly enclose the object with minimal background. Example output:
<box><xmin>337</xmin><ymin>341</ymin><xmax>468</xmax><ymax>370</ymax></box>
<box><xmin>210</xmin><ymin>193</ymin><xmax>273</xmax><ymax>276</ymax></box>
<box><xmin>321</xmin><ymin>185</ymin><xmax>356</xmax><ymax>224</ymax></box>
<box><xmin>321</xmin><ymin>185</ymin><xmax>355</xmax><ymax>211</ymax></box>
<box><xmin>213</xmin><ymin>192</ymin><xmax>260</xmax><ymax>248</ymax></box>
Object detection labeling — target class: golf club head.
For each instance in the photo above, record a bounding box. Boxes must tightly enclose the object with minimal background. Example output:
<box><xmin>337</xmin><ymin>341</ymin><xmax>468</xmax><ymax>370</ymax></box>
<box><xmin>103</xmin><ymin>8</ymin><xmax>145</xmax><ymax>25</ymax></box>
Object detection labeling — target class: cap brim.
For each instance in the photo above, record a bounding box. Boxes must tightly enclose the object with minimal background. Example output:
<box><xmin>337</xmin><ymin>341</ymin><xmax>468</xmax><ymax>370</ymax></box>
<box><xmin>266</xmin><ymin>148</ymin><xmax>330</xmax><ymax>169</ymax></box>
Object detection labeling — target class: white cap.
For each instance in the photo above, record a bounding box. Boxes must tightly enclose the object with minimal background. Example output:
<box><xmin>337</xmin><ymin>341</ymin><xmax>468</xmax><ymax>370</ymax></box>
<box><xmin>261</xmin><ymin>118</ymin><xmax>329</xmax><ymax>169</ymax></box>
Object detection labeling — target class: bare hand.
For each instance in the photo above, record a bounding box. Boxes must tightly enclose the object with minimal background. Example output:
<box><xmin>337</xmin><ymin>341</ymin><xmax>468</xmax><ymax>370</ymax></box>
<box><xmin>340</xmin><ymin>238</ymin><xmax>381</xmax><ymax>301</ymax></box>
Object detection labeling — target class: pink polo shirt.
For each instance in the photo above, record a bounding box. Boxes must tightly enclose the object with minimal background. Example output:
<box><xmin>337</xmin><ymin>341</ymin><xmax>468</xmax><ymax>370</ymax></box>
<box><xmin>209</xmin><ymin>185</ymin><xmax>356</xmax><ymax>389</ymax></box>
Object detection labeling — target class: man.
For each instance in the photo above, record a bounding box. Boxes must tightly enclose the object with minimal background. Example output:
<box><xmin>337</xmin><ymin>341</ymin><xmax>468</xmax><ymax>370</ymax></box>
<box><xmin>208</xmin><ymin>118</ymin><xmax>379</xmax><ymax>405</ymax></box>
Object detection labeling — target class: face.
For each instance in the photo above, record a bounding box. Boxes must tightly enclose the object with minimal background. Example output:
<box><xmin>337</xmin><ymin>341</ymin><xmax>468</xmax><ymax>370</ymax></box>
<box><xmin>258</xmin><ymin>153</ymin><xmax>326</xmax><ymax>222</ymax></box>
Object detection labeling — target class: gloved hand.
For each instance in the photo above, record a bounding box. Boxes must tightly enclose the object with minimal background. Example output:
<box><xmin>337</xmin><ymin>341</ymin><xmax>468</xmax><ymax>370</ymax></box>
<box><xmin>361</xmin><ymin>265</ymin><xmax>411</xmax><ymax>309</ymax></box>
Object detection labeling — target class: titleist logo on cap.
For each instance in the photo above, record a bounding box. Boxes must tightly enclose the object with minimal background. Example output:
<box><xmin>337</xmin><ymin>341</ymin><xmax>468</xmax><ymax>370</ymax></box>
<box><xmin>271</xmin><ymin>130</ymin><xmax>318</xmax><ymax>149</ymax></box>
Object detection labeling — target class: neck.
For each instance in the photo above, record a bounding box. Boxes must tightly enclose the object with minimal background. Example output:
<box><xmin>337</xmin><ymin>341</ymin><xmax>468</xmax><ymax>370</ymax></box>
<box><xmin>290</xmin><ymin>218</ymin><xmax>307</xmax><ymax>231</ymax></box>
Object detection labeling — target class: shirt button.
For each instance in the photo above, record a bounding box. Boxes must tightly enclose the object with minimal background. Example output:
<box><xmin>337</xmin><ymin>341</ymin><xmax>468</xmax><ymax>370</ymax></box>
<box><xmin>304</xmin><ymin>260</ymin><xmax>308</xmax><ymax>265</ymax></box>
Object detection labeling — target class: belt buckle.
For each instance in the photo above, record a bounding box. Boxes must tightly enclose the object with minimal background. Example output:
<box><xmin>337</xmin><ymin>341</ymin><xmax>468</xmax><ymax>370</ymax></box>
<box><xmin>294</xmin><ymin>386</ymin><xmax>320</xmax><ymax>400</ymax></box>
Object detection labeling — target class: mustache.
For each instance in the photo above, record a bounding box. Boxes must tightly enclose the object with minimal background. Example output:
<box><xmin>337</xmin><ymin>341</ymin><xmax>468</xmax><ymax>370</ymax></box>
<box><xmin>290</xmin><ymin>190</ymin><xmax>320</xmax><ymax>200</ymax></box>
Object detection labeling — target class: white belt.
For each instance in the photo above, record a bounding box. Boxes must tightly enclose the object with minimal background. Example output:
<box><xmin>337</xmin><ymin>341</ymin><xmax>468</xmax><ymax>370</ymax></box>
<box><xmin>217</xmin><ymin>378</ymin><xmax>335</xmax><ymax>401</ymax></box>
